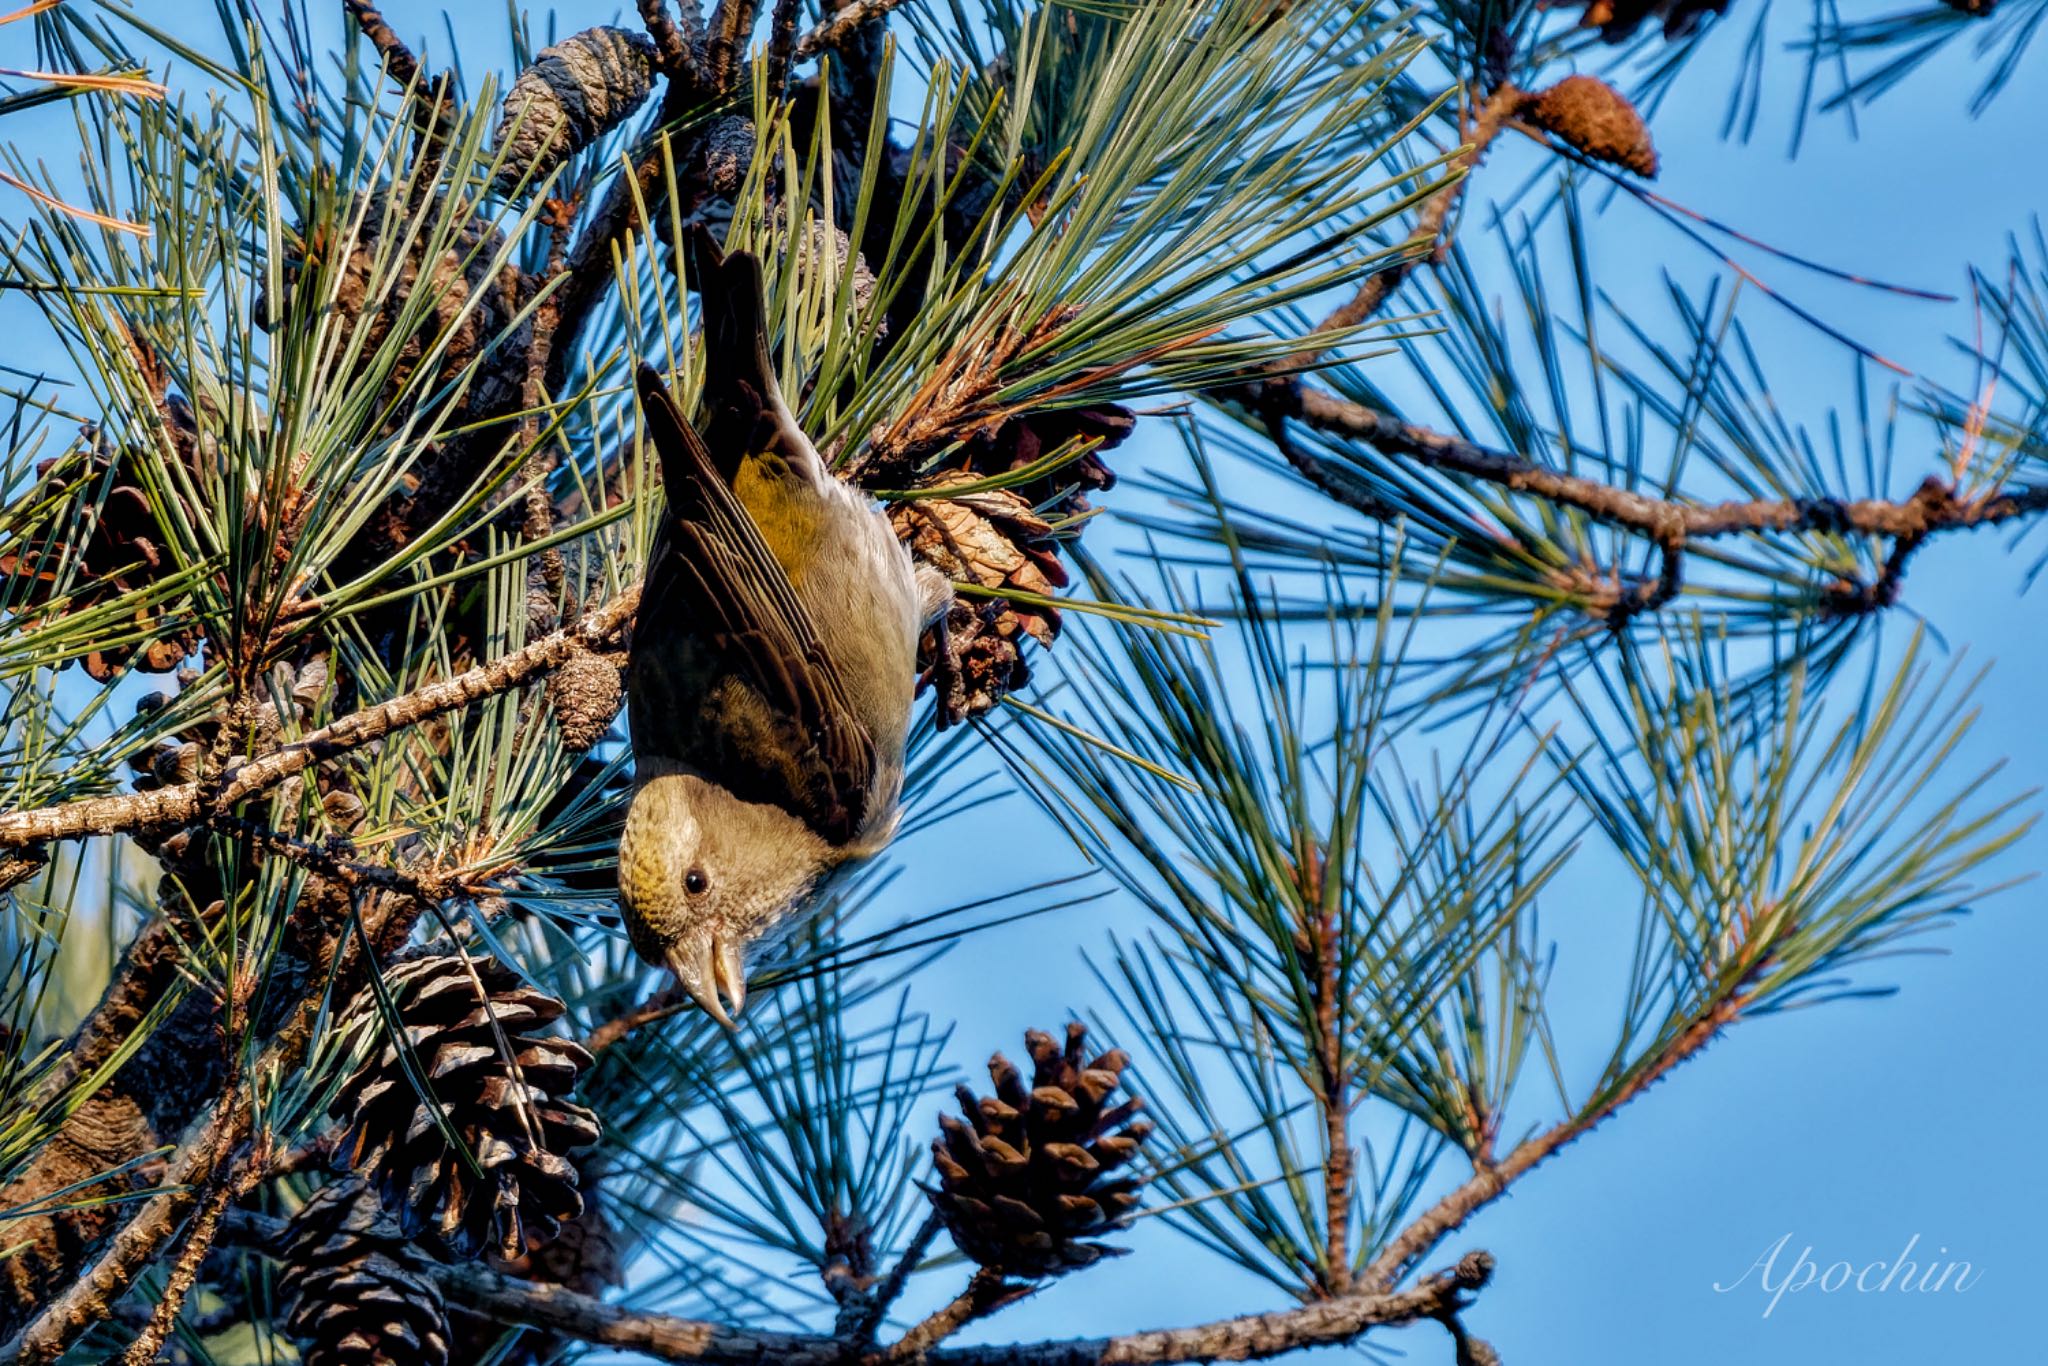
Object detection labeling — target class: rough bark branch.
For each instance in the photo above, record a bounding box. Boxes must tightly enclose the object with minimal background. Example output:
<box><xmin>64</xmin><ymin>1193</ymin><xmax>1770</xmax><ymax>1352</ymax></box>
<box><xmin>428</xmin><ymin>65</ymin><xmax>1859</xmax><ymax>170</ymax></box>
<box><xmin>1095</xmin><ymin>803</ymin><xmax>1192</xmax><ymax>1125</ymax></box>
<box><xmin>220</xmin><ymin>1209</ymin><xmax>1493</xmax><ymax>1366</ymax></box>
<box><xmin>880</xmin><ymin>1268</ymin><xmax>1029</xmax><ymax>1362</ymax></box>
<box><xmin>1237</xmin><ymin>378</ymin><xmax>2048</xmax><ymax>621</ymax></box>
<box><xmin>0</xmin><ymin>587</ymin><xmax>640</xmax><ymax>851</ymax></box>
<box><xmin>637</xmin><ymin>0</ymin><xmax>700</xmax><ymax>76</ymax></box>
<box><xmin>793</xmin><ymin>0</ymin><xmax>918</xmax><ymax>61</ymax></box>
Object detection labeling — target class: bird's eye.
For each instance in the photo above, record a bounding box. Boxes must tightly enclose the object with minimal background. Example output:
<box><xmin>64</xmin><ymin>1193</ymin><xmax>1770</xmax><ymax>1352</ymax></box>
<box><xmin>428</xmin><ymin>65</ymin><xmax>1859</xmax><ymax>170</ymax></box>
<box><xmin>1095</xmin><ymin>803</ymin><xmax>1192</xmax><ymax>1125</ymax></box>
<box><xmin>684</xmin><ymin>867</ymin><xmax>709</xmax><ymax>897</ymax></box>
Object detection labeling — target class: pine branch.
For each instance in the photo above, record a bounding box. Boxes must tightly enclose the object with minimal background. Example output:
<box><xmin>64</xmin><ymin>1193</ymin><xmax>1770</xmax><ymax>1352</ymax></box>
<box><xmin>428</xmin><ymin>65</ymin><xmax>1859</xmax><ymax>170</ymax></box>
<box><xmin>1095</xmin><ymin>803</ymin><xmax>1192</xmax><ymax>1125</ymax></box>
<box><xmin>794</xmin><ymin>0</ymin><xmax>920</xmax><ymax>61</ymax></box>
<box><xmin>219</xmin><ymin>1209</ymin><xmax>1496</xmax><ymax>1365</ymax></box>
<box><xmin>637</xmin><ymin>0</ymin><xmax>699</xmax><ymax>76</ymax></box>
<box><xmin>1</xmin><ymin>885</ymin><xmax>423</xmax><ymax>1363</ymax></box>
<box><xmin>0</xmin><ymin>587</ymin><xmax>640</xmax><ymax>851</ymax></box>
<box><xmin>840</xmin><ymin>1209</ymin><xmax>945</xmax><ymax>1346</ymax></box>
<box><xmin>1239</xmin><ymin>377</ymin><xmax>2048</xmax><ymax>618</ymax></box>
<box><xmin>1276</xmin><ymin>82</ymin><xmax>1523</xmax><ymax>376</ymax></box>
<box><xmin>880</xmin><ymin>1269</ymin><xmax>1030</xmax><ymax>1362</ymax></box>
<box><xmin>1360</xmin><ymin>991</ymin><xmax>1750</xmax><ymax>1296</ymax></box>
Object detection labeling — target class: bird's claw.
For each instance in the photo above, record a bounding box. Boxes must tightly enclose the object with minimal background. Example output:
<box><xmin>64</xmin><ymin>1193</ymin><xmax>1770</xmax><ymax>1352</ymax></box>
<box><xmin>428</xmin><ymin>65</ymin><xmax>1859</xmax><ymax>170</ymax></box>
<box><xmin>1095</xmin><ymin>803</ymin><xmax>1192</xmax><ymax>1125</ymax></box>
<box><xmin>667</xmin><ymin>928</ymin><xmax>747</xmax><ymax>1028</ymax></box>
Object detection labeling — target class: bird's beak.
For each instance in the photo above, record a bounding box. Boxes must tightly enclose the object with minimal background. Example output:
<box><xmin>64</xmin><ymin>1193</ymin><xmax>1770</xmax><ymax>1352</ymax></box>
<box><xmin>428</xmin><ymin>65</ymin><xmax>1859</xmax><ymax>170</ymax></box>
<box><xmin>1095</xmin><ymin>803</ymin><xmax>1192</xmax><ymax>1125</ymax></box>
<box><xmin>667</xmin><ymin>928</ymin><xmax>747</xmax><ymax>1028</ymax></box>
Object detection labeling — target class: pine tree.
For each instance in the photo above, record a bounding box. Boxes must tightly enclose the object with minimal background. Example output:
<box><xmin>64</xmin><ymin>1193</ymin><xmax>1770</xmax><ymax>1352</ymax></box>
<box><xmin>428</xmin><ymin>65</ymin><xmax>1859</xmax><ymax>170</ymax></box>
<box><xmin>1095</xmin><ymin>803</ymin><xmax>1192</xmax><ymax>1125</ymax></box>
<box><xmin>0</xmin><ymin>1</ymin><xmax>2038</xmax><ymax>1362</ymax></box>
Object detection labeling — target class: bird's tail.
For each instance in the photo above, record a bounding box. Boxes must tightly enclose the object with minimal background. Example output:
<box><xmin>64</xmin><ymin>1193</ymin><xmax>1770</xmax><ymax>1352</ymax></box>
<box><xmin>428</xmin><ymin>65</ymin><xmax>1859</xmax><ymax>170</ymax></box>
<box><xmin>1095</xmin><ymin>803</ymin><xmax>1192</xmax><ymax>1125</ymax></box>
<box><xmin>689</xmin><ymin>226</ymin><xmax>819</xmax><ymax>481</ymax></box>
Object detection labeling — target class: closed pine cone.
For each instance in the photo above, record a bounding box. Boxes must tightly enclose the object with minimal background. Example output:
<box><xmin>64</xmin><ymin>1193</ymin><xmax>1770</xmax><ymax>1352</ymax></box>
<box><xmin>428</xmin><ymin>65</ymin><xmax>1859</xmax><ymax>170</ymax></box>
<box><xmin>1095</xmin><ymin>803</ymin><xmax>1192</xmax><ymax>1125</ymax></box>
<box><xmin>1520</xmin><ymin>75</ymin><xmax>1659</xmax><ymax>177</ymax></box>
<box><xmin>280</xmin><ymin>1177</ymin><xmax>451</xmax><ymax>1366</ymax></box>
<box><xmin>929</xmin><ymin>1023</ymin><xmax>1151</xmax><ymax>1277</ymax></box>
<box><xmin>329</xmin><ymin>953</ymin><xmax>602</xmax><ymax>1260</ymax></box>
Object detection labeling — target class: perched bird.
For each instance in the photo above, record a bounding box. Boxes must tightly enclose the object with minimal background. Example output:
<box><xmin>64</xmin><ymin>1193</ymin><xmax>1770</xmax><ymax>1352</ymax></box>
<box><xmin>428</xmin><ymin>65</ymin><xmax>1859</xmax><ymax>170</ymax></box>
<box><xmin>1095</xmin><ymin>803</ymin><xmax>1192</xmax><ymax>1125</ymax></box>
<box><xmin>619</xmin><ymin>236</ymin><xmax>949</xmax><ymax>1026</ymax></box>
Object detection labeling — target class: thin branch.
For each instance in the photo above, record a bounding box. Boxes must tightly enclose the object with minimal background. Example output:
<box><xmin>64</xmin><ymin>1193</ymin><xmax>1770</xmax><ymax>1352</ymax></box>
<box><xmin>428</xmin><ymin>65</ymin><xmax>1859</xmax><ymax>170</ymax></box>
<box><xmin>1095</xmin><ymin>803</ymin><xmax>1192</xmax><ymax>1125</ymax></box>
<box><xmin>637</xmin><ymin>0</ymin><xmax>700</xmax><ymax>76</ymax></box>
<box><xmin>342</xmin><ymin>1</ymin><xmax>425</xmax><ymax>89</ymax></box>
<box><xmin>583</xmin><ymin>981</ymin><xmax>692</xmax><ymax>1054</ymax></box>
<box><xmin>1275</xmin><ymin>83</ymin><xmax>1524</xmax><ymax>375</ymax></box>
<box><xmin>842</xmin><ymin>1209</ymin><xmax>945</xmax><ymax>1346</ymax></box>
<box><xmin>0</xmin><ymin>587</ymin><xmax>640</xmax><ymax>851</ymax></box>
<box><xmin>1360</xmin><ymin>993</ymin><xmax>1749</xmax><ymax>1294</ymax></box>
<box><xmin>765</xmin><ymin>0</ymin><xmax>803</xmax><ymax>96</ymax></box>
<box><xmin>219</xmin><ymin>1208</ymin><xmax>1495</xmax><ymax>1365</ymax></box>
<box><xmin>880</xmin><ymin>1269</ymin><xmax>1028</xmax><ymax>1362</ymax></box>
<box><xmin>793</xmin><ymin>0</ymin><xmax>918</xmax><ymax>61</ymax></box>
<box><xmin>116</xmin><ymin>1133</ymin><xmax>262</xmax><ymax>1366</ymax></box>
<box><xmin>1248</xmin><ymin>380</ymin><xmax>2048</xmax><ymax>590</ymax></box>
<box><xmin>703</xmin><ymin>0</ymin><xmax>761</xmax><ymax>94</ymax></box>
<box><xmin>344</xmin><ymin>0</ymin><xmax>454</xmax><ymax>137</ymax></box>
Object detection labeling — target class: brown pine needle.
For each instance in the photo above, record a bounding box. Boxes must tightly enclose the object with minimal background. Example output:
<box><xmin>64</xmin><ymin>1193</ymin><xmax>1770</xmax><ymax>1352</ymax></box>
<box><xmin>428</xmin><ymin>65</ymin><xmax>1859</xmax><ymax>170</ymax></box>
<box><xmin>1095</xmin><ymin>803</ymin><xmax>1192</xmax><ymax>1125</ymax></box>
<box><xmin>0</xmin><ymin>66</ymin><xmax>166</xmax><ymax>98</ymax></box>
<box><xmin>0</xmin><ymin>170</ymin><xmax>149</xmax><ymax>235</ymax></box>
<box><xmin>0</xmin><ymin>1</ymin><xmax>61</xmax><ymax>27</ymax></box>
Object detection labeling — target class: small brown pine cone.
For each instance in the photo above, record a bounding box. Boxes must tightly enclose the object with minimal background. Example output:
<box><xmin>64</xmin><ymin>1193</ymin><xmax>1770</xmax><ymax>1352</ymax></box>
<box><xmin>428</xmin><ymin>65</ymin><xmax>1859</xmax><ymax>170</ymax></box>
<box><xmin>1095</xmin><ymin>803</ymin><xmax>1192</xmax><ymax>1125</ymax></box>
<box><xmin>546</xmin><ymin>647</ymin><xmax>624</xmax><ymax>753</ymax></box>
<box><xmin>0</xmin><ymin>444</ymin><xmax>203</xmax><ymax>681</ymax></box>
<box><xmin>281</xmin><ymin>1177</ymin><xmax>451</xmax><ymax>1366</ymax></box>
<box><xmin>1520</xmin><ymin>75</ymin><xmax>1658</xmax><ymax>177</ymax></box>
<box><xmin>929</xmin><ymin>1023</ymin><xmax>1152</xmax><ymax>1278</ymax></box>
<box><xmin>259</xmin><ymin>191</ymin><xmax>528</xmax><ymax>431</ymax></box>
<box><xmin>492</xmin><ymin>27</ymin><xmax>657</xmax><ymax>194</ymax></box>
<box><xmin>330</xmin><ymin>954</ymin><xmax>602</xmax><ymax>1261</ymax></box>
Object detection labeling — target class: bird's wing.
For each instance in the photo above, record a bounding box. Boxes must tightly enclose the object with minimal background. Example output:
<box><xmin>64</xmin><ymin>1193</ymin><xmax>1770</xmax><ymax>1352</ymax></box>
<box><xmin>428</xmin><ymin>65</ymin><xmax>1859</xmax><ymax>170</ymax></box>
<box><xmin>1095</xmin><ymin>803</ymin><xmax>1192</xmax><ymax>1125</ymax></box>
<box><xmin>634</xmin><ymin>366</ymin><xmax>877</xmax><ymax>845</ymax></box>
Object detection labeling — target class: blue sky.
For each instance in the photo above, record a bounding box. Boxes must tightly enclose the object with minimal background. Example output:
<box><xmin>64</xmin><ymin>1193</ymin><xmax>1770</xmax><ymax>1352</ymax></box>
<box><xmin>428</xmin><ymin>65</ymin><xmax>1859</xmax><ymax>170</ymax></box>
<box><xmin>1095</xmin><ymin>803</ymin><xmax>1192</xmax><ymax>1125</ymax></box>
<box><xmin>7</xmin><ymin>5</ymin><xmax>2045</xmax><ymax>1365</ymax></box>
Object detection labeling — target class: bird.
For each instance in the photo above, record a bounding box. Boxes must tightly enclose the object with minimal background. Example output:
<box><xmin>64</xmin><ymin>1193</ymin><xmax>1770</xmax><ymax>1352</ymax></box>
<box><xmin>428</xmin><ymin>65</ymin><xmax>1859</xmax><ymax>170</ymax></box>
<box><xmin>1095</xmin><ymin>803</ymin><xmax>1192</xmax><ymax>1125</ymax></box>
<box><xmin>618</xmin><ymin>233</ymin><xmax>949</xmax><ymax>1027</ymax></box>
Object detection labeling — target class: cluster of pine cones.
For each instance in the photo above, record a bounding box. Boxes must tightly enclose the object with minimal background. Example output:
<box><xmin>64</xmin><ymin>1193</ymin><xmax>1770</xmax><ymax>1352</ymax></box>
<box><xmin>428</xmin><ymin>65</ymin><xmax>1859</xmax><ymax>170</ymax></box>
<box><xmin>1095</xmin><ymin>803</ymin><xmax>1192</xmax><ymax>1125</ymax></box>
<box><xmin>281</xmin><ymin>952</ymin><xmax>603</xmax><ymax>1366</ymax></box>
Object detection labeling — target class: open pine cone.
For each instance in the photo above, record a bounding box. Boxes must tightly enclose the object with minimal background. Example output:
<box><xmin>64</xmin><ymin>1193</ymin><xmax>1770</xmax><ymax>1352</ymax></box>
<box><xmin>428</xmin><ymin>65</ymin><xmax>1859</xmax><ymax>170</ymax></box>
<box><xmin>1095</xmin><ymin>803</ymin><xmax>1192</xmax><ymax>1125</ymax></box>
<box><xmin>0</xmin><ymin>419</ymin><xmax>205</xmax><ymax>682</ymax></box>
<box><xmin>888</xmin><ymin>403</ymin><xmax>1133</xmax><ymax>719</ymax></box>
<box><xmin>929</xmin><ymin>1023</ymin><xmax>1152</xmax><ymax>1278</ymax></box>
<box><xmin>281</xmin><ymin>1177</ymin><xmax>451</xmax><ymax>1366</ymax></box>
<box><xmin>330</xmin><ymin>953</ymin><xmax>601</xmax><ymax>1260</ymax></box>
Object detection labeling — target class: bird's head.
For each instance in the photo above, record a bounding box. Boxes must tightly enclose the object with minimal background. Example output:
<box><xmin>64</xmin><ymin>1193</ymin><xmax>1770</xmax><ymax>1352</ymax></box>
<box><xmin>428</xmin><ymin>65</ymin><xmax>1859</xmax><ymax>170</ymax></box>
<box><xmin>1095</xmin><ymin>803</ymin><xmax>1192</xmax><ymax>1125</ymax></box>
<box><xmin>618</xmin><ymin>769</ymin><xmax>835</xmax><ymax>1026</ymax></box>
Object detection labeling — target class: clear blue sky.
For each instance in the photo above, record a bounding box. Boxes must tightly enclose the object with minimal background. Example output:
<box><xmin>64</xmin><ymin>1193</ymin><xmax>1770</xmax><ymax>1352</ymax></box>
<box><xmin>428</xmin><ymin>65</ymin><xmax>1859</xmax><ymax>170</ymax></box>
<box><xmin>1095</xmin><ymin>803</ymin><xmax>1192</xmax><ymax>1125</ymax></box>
<box><xmin>8</xmin><ymin>6</ymin><xmax>2045</xmax><ymax>1365</ymax></box>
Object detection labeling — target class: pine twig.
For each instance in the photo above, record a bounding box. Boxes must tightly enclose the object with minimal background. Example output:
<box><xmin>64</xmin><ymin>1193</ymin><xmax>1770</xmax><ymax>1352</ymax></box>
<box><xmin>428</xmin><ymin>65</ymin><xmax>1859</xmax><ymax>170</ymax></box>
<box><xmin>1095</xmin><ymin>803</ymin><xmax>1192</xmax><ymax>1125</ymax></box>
<box><xmin>0</xmin><ymin>586</ymin><xmax>641</xmax><ymax>851</ymax></box>
<box><xmin>637</xmin><ymin>0</ymin><xmax>699</xmax><ymax>75</ymax></box>
<box><xmin>1274</xmin><ymin>82</ymin><xmax>1524</xmax><ymax>375</ymax></box>
<box><xmin>1360</xmin><ymin>991</ymin><xmax>1752</xmax><ymax>1295</ymax></box>
<box><xmin>583</xmin><ymin>982</ymin><xmax>693</xmax><ymax>1054</ymax></box>
<box><xmin>1239</xmin><ymin>377</ymin><xmax>2048</xmax><ymax>624</ymax></box>
<box><xmin>879</xmin><ymin>1268</ymin><xmax>1028</xmax><ymax>1362</ymax></box>
<box><xmin>703</xmin><ymin>0</ymin><xmax>761</xmax><ymax>93</ymax></box>
<box><xmin>794</xmin><ymin>0</ymin><xmax>918</xmax><ymax>61</ymax></box>
<box><xmin>842</xmin><ymin>1209</ymin><xmax>945</xmax><ymax>1346</ymax></box>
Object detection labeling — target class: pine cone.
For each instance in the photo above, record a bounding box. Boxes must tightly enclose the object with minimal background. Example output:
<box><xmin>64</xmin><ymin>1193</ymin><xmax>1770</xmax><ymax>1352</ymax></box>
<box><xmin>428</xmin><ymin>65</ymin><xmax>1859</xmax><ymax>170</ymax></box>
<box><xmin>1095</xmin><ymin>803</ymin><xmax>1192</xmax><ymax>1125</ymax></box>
<box><xmin>886</xmin><ymin>402</ymin><xmax>1133</xmax><ymax>719</ymax></box>
<box><xmin>546</xmin><ymin>646</ymin><xmax>624</xmax><ymax>753</ymax></box>
<box><xmin>702</xmin><ymin>115</ymin><xmax>756</xmax><ymax>196</ymax></box>
<box><xmin>929</xmin><ymin>1023</ymin><xmax>1151</xmax><ymax>1278</ymax></box>
<box><xmin>1519</xmin><ymin>76</ymin><xmax>1659</xmax><ymax>177</ymax></box>
<box><xmin>0</xmin><ymin>437</ymin><xmax>203</xmax><ymax>682</ymax></box>
<box><xmin>331</xmin><ymin>953</ymin><xmax>602</xmax><ymax>1260</ymax></box>
<box><xmin>259</xmin><ymin>191</ymin><xmax>527</xmax><ymax>431</ymax></box>
<box><xmin>492</xmin><ymin>27</ymin><xmax>657</xmax><ymax>194</ymax></box>
<box><xmin>281</xmin><ymin>1178</ymin><xmax>451</xmax><ymax>1366</ymax></box>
